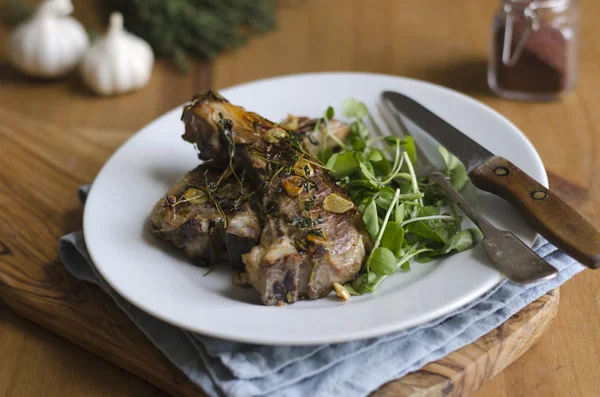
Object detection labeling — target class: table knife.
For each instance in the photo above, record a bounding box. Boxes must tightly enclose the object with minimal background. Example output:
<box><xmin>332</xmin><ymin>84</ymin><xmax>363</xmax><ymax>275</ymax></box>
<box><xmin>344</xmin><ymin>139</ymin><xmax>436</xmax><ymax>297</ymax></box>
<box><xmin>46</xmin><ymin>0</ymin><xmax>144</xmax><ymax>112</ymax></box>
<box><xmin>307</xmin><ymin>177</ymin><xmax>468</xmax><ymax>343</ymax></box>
<box><xmin>382</xmin><ymin>91</ymin><xmax>600</xmax><ymax>268</ymax></box>
<box><xmin>377</xmin><ymin>100</ymin><xmax>557</xmax><ymax>283</ymax></box>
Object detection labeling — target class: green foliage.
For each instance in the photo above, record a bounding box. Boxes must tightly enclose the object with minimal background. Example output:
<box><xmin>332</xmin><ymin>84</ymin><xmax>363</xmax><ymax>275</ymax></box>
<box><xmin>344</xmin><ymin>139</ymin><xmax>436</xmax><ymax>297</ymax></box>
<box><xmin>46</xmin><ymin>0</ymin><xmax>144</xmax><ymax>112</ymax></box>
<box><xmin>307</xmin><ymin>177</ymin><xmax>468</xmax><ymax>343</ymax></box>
<box><xmin>99</xmin><ymin>0</ymin><xmax>281</xmax><ymax>71</ymax></box>
<box><xmin>380</xmin><ymin>221</ymin><xmax>404</xmax><ymax>257</ymax></box>
<box><xmin>368</xmin><ymin>247</ymin><xmax>398</xmax><ymax>276</ymax></box>
<box><xmin>1</xmin><ymin>0</ymin><xmax>33</xmax><ymax>25</ymax></box>
<box><xmin>318</xmin><ymin>98</ymin><xmax>482</xmax><ymax>296</ymax></box>
<box><xmin>362</xmin><ymin>199</ymin><xmax>380</xmax><ymax>240</ymax></box>
<box><xmin>439</xmin><ymin>146</ymin><xmax>469</xmax><ymax>191</ymax></box>
<box><xmin>2</xmin><ymin>0</ymin><xmax>285</xmax><ymax>70</ymax></box>
<box><xmin>341</xmin><ymin>98</ymin><xmax>368</xmax><ymax>119</ymax></box>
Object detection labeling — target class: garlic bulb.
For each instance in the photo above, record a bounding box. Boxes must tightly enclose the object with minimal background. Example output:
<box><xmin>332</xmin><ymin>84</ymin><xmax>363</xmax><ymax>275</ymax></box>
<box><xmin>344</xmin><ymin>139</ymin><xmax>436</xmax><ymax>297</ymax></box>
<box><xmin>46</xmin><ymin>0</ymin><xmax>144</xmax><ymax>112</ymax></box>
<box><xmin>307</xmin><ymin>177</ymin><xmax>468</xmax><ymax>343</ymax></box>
<box><xmin>80</xmin><ymin>12</ymin><xmax>154</xmax><ymax>96</ymax></box>
<box><xmin>8</xmin><ymin>0</ymin><xmax>89</xmax><ymax>78</ymax></box>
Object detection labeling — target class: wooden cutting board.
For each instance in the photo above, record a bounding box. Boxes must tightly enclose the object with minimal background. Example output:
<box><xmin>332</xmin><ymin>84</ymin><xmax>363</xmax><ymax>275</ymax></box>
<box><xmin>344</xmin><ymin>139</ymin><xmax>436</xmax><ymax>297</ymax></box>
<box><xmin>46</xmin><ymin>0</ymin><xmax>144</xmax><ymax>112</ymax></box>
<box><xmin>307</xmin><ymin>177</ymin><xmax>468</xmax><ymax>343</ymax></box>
<box><xmin>0</xmin><ymin>56</ymin><xmax>576</xmax><ymax>397</ymax></box>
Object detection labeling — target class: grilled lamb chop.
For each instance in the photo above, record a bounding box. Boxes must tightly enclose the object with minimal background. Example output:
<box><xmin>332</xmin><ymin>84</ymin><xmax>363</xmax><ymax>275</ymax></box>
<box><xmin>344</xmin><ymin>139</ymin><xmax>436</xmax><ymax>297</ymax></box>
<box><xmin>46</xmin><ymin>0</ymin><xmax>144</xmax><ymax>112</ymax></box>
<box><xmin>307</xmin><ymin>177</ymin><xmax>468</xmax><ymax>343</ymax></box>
<box><xmin>150</xmin><ymin>165</ymin><xmax>261</xmax><ymax>268</ymax></box>
<box><xmin>150</xmin><ymin>113</ymin><xmax>348</xmax><ymax>271</ymax></box>
<box><xmin>181</xmin><ymin>91</ymin><xmax>370</xmax><ymax>305</ymax></box>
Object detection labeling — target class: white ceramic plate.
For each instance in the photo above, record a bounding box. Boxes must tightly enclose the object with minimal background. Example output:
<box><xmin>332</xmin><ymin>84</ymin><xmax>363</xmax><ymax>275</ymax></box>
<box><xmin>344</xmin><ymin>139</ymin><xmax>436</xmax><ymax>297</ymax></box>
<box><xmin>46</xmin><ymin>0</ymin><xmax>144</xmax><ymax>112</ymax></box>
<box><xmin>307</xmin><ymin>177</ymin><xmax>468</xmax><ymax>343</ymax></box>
<box><xmin>84</xmin><ymin>72</ymin><xmax>547</xmax><ymax>345</ymax></box>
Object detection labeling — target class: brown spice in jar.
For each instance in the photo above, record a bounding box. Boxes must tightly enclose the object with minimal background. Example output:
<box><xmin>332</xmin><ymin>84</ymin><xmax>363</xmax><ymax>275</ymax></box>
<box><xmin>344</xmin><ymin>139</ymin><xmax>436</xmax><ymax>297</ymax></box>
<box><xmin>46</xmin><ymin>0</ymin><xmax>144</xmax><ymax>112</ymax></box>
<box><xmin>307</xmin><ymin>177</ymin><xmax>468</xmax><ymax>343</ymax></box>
<box><xmin>494</xmin><ymin>18</ymin><xmax>568</xmax><ymax>94</ymax></box>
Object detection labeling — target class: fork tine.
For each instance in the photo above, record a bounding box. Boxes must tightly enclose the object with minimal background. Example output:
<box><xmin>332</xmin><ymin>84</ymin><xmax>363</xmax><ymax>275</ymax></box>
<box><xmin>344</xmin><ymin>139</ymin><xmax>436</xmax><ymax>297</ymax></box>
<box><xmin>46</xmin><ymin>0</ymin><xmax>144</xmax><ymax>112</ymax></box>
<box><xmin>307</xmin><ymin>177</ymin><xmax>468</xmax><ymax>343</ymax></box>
<box><xmin>365</xmin><ymin>107</ymin><xmax>397</xmax><ymax>158</ymax></box>
<box><xmin>380</xmin><ymin>100</ymin><xmax>411</xmax><ymax>138</ymax></box>
<box><xmin>366</xmin><ymin>111</ymin><xmax>386</xmax><ymax>139</ymax></box>
<box><xmin>376</xmin><ymin>103</ymin><xmax>399</xmax><ymax>139</ymax></box>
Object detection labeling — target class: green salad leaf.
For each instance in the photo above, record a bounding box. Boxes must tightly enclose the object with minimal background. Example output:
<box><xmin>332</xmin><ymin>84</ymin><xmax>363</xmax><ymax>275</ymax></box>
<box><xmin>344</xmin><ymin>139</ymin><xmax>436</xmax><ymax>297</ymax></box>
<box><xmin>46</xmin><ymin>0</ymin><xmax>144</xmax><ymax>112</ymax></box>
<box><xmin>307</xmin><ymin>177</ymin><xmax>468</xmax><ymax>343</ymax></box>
<box><xmin>439</xmin><ymin>146</ymin><xmax>469</xmax><ymax>191</ymax></box>
<box><xmin>368</xmin><ymin>247</ymin><xmax>398</xmax><ymax>276</ymax></box>
<box><xmin>442</xmin><ymin>228</ymin><xmax>484</xmax><ymax>254</ymax></box>
<box><xmin>375</xmin><ymin>187</ymin><xmax>396</xmax><ymax>209</ymax></box>
<box><xmin>380</xmin><ymin>221</ymin><xmax>404</xmax><ymax>257</ymax></box>
<box><xmin>395</xmin><ymin>202</ymin><xmax>406</xmax><ymax>223</ymax></box>
<box><xmin>342</xmin><ymin>98</ymin><xmax>369</xmax><ymax>119</ymax></box>
<box><xmin>327</xmin><ymin>151</ymin><xmax>360</xmax><ymax>178</ymax></box>
<box><xmin>401</xmin><ymin>136</ymin><xmax>417</xmax><ymax>165</ymax></box>
<box><xmin>368</xmin><ymin>149</ymin><xmax>392</xmax><ymax>176</ymax></box>
<box><xmin>315</xmin><ymin>99</ymin><xmax>481</xmax><ymax>297</ymax></box>
<box><xmin>325</xmin><ymin>106</ymin><xmax>335</xmax><ymax>120</ymax></box>
<box><xmin>362</xmin><ymin>199</ymin><xmax>380</xmax><ymax>239</ymax></box>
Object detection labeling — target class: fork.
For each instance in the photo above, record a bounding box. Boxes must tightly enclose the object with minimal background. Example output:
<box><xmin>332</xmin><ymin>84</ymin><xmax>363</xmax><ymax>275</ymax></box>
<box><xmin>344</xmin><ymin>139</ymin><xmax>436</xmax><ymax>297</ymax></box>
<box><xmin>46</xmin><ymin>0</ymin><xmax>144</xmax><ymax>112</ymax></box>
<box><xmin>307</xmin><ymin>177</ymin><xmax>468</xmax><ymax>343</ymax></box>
<box><xmin>372</xmin><ymin>99</ymin><xmax>558</xmax><ymax>284</ymax></box>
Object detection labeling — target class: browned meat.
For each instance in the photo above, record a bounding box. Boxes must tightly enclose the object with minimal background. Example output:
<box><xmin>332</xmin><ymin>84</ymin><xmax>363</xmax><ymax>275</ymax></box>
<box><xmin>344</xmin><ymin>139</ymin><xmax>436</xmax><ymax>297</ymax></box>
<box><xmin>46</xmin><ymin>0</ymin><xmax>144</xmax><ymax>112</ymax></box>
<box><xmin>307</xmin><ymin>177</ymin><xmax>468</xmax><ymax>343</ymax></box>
<box><xmin>151</xmin><ymin>101</ymin><xmax>349</xmax><ymax>272</ymax></box>
<box><xmin>182</xmin><ymin>91</ymin><xmax>370</xmax><ymax>305</ymax></box>
<box><xmin>279</xmin><ymin>115</ymin><xmax>350</xmax><ymax>157</ymax></box>
<box><xmin>150</xmin><ymin>165</ymin><xmax>261</xmax><ymax>268</ymax></box>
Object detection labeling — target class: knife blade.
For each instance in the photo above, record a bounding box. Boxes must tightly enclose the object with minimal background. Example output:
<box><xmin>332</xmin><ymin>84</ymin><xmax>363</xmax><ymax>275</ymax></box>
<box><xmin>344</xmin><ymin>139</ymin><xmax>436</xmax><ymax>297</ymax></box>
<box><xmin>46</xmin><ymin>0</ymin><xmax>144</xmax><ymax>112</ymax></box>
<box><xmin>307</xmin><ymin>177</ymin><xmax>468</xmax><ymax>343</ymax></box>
<box><xmin>382</xmin><ymin>90</ymin><xmax>600</xmax><ymax>269</ymax></box>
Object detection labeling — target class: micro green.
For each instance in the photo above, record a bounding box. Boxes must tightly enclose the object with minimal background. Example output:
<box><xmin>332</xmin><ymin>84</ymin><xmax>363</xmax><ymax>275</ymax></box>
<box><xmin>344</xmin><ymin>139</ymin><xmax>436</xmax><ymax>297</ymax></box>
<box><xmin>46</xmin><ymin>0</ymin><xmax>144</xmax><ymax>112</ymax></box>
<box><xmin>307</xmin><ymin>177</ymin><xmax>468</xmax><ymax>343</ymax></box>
<box><xmin>318</xmin><ymin>98</ymin><xmax>482</xmax><ymax>296</ymax></box>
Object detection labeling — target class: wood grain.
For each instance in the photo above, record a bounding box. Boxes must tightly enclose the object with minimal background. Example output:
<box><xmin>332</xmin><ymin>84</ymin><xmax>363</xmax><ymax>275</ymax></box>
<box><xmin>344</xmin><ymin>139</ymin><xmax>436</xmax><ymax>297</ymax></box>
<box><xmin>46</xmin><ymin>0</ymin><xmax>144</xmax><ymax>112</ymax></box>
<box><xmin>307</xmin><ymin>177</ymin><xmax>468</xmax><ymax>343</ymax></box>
<box><xmin>0</xmin><ymin>300</ymin><xmax>169</xmax><ymax>397</ymax></box>
<box><xmin>470</xmin><ymin>156</ymin><xmax>600</xmax><ymax>268</ymax></box>
<box><xmin>0</xmin><ymin>62</ymin><xmax>212</xmax><ymax>396</ymax></box>
<box><xmin>373</xmin><ymin>290</ymin><xmax>560</xmax><ymax>397</ymax></box>
<box><xmin>1</xmin><ymin>0</ymin><xmax>600</xmax><ymax>396</ymax></box>
<box><xmin>0</xmin><ymin>85</ymin><xmax>563</xmax><ymax>397</ymax></box>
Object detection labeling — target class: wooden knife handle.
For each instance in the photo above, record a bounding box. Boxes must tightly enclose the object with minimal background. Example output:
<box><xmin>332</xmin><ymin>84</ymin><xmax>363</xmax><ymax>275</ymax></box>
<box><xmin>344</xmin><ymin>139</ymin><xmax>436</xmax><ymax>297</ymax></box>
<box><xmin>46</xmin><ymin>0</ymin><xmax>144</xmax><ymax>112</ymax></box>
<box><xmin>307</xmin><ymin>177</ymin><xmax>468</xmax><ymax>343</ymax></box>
<box><xmin>470</xmin><ymin>156</ymin><xmax>600</xmax><ymax>269</ymax></box>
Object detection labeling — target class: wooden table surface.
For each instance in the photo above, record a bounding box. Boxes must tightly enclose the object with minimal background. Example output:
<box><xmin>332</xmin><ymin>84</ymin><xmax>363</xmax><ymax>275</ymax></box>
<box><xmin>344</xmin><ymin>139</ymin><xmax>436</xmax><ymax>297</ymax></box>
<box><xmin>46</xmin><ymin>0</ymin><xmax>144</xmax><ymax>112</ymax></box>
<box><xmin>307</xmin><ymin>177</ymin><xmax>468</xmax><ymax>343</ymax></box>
<box><xmin>1</xmin><ymin>1</ymin><xmax>599</xmax><ymax>396</ymax></box>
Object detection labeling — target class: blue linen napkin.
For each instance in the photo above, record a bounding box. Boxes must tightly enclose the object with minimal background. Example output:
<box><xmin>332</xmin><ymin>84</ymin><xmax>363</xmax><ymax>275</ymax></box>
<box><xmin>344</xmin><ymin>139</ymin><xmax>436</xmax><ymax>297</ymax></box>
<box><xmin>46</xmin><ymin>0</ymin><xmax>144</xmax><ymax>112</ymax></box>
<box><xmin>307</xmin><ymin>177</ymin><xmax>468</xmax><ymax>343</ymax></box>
<box><xmin>59</xmin><ymin>185</ymin><xmax>585</xmax><ymax>397</ymax></box>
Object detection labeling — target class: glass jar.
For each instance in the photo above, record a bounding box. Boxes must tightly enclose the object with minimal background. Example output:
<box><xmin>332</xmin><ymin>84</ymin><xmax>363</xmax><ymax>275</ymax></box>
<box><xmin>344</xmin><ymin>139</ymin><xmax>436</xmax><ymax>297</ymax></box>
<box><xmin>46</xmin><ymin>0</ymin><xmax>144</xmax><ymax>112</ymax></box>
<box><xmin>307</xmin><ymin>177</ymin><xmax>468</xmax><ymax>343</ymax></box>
<box><xmin>488</xmin><ymin>0</ymin><xmax>579</xmax><ymax>101</ymax></box>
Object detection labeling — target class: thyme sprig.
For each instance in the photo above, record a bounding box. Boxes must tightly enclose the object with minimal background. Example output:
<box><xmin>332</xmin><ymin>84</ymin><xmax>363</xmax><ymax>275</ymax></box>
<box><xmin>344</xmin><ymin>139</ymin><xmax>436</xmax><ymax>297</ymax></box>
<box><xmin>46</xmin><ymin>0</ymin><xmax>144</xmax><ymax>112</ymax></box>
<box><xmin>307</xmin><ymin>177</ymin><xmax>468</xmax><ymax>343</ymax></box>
<box><xmin>204</xmin><ymin>169</ymin><xmax>228</xmax><ymax>227</ymax></box>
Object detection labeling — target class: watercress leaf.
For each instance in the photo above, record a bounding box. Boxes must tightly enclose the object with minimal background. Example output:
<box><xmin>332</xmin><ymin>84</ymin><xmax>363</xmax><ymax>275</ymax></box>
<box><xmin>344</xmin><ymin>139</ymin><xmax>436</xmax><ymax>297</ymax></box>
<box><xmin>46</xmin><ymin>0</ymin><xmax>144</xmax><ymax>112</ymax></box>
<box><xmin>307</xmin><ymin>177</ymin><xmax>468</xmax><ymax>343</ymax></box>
<box><xmin>325</xmin><ymin>152</ymin><xmax>338</xmax><ymax>169</ymax></box>
<box><xmin>400</xmin><ymin>261</ymin><xmax>411</xmax><ymax>271</ymax></box>
<box><xmin>368</xmin><ymin>247</ymin><xmax>397</xmax><ymax>276</ymax></box>
<box><xmin>414</xmin><ymin>253</ymin><xmax>435</xmax><ymax>263</ymax></box>
<box><xmin>397</xmin><ymin>180</ymin><xmax>412</xmax><ymax>195</ymax></box>
<box><xmin>325</xmin><ymin>106</ymin><xmax>335</xmax><ymax>120</ymax></box>
<box><xmin>443</xmin><ymin>230</ymin><xmax>473</xmax><ymax>254</ymax></box>
<box><xmin>328</xmin><ymin>151</ymin><xmax>360</xmax><ymax>178</ymax></box>
<box><xmin>357</xmin><ymin>202</ymin><xmax>367</xmax><ymax>213</ymax></box>
<box><xmin>406</xmin><ymin>221</ymin><xmax>445</xmax><ymax>243</ymax></box>
<box><xmin>443</xmin><ymin>228</ymin><xmax>484</xmax><ymax>254</ymax></box>
<box><xmin>361</xmin><ymin>158</ymin><xmax>375</xmax><ymax>175</ymax></box>
<box><xmin>350</xmin><ymin>120</ymin><xmax>369</xmax><ymax>140</ymax></box>
<box><xmin>395</xmin><ymin>202</ymin><xmax>405</xmax><ymax>223</ymax></box>
<box><xmin>343</xmin><ymin>283</ymin><xmax>360</xmax><ymax>296</ymax></box>
<box><xmin>341</xmin><ymin>98</ymin><xmax>369</xmax><ymax>119</ymax></box>
<box><xmin>470</xmin><ymin>227</ymin><xmax>484</xmax><ymax>243</ymax></box>
<box><xmin>345</xmin><ymin>179</ymin><xmax>380</xmax><ymax>191</ymax></box>
<box><xmin>366</xmin><ymin>148</ymin><xmax>384</xmax><ymax>165</ymax></box>
<box><xmin>367</xmin><ymin>149</ymin><xmax>391</xmax><ymax>176</ymax></box>
<box><xmin>354</xmin><ymin>152</ymin><xmax>381</xmax><ymax>186</ymax></box>
<box><xmin>404</xmin><ymin>233</ymin><xmax>421</xmax><ymax>245</ymax></box>
<box><xmin>418</xmin><ymin>206</ymin><xmax>441</xmax><ymax>217</ymax></box>
<box><xmin>365</xmin><ymin>274</ymin><xmax>387</xmax><ymax>293</ymax></box>
<box><xmin>433</xmin><ymin>220</ymin><xmax>459</xmax><ymax>244</ymax></box>
<box><xmin>439</xmin><ymin>146</ymin><xmax>469</xmax><ymax>192</ymax></box>
<box><xmin>380</xmin><ymin>221</ymin><xmax>404</xmax><ymax>257</ymax></box>
<box><xmin>363</xmin><ymin>199</ymin><xmax>380</xmax><ymax>239</ymax></box>
<box><xmin>352</xmin><ymin>271</ymin><xmax>379</xmax><ymax>294</ymax></box>
<box><xmin>350</xmin><ymin>135</ymin><xmax>365</xmax><ymax>151</ymax></box>
<box><xmin>375</xmin><ymin>187</ymin><xmax>396</xmax><ymax>209</ymax></box>
<box><xmin>402</xmin><ymin>136</ymin><xmax>416</xmax><ymax>164</ymax></box>
<box><xmin>367</xmin><ymin>271</ymin><xmax>377</xmax><ymax>283</ymax></box>
<box><xmin>318</xmin><ymin>147</ymin><xmax>333</xmax><ymax>164</ymax></box>
<box><xmin>351</xmin><ymin>273</ymin><xmax>369</xmax><ymax>292</ymax></box>
<box><xmin>358</xmin><ymin>161</ymin><xmax>381</xmax><ymax>188</ymax></box>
